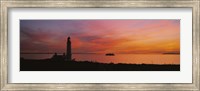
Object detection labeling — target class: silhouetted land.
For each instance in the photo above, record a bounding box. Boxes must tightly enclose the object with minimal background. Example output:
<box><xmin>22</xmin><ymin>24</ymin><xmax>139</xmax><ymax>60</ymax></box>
<box><xmin>20</xmin><ymin>58</ymin><xmax>180</xmax><ymax>71</ymax></box>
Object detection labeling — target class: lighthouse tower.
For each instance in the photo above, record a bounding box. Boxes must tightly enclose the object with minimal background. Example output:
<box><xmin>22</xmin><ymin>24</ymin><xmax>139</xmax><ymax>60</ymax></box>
<box><xmin>66</xmin><ymin>37</ymin><xmax>72</xmax><ymax>61</ymax></box>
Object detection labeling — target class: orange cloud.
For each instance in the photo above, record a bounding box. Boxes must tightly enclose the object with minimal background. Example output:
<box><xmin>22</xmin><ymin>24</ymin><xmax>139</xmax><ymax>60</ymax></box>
<box><xmin>20</xmin><ymin>20</ymin><xmax>180</xmax><ymax>54</ymax></box>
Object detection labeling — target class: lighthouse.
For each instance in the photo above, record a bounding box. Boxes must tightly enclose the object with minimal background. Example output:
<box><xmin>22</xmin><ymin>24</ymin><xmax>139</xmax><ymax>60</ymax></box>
<box><xmin>66</xmin><ymin>37</ymin><xmax>72</xmax><ymax>61</ymax></box>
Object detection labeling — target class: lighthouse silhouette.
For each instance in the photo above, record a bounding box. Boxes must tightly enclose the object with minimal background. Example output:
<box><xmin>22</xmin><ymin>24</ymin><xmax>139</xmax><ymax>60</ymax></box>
<box><xmin>66</xmin><ymin>36</ymin><xmax>72</xmax><ymax>61</ymax></box>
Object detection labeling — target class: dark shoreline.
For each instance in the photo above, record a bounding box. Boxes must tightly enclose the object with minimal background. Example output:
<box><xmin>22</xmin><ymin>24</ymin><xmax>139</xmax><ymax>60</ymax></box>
<box><xmin>20</xmin><ymin>59</ymin><xmax>180</xmax><ymax>71</ymax></box>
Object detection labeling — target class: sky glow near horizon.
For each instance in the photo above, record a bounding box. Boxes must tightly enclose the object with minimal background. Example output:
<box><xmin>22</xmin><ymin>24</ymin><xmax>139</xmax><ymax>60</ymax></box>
<box><xmin>20</xmin><ymin>20</ymin><xmax>180</xmax><ymax>54</ymax></box>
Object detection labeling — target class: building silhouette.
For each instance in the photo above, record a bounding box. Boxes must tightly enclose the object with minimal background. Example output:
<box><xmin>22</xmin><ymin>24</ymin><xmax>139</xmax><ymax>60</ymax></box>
<box><xmin>66</xmin><ymin>37</ymin><xmax>72</xmax><ymax>61</ymax></box>
<box><xmin>51</xmin><ymin>36</ymin><xmax>72</xmax><ymax>61</ymax></box>
<box><xmin>51</xmin><ymin>53</ymin><xmax>65</xmax><ymax>61</ymax></box>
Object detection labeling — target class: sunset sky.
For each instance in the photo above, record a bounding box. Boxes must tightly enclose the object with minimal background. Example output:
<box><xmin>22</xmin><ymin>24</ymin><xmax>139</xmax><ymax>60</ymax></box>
<box><xmin>20</xmin><ymin>20</ymin><xmax>180</xmax><ymax>54</ymax></box>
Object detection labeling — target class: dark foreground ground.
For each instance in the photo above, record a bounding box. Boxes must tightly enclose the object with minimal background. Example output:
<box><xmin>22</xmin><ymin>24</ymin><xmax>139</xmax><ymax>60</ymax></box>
<box><xmin>20</xmin><ymin>59</ymin><xmax>180</xmax><ymax>71</ymax></box>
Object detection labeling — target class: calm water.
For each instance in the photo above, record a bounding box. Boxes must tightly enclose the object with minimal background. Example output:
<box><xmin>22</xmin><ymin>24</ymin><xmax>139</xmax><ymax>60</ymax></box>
<box><xmin>20</xmin><ymin>54</ymin><xmax>180</xmax><ymax>64</ymax></box>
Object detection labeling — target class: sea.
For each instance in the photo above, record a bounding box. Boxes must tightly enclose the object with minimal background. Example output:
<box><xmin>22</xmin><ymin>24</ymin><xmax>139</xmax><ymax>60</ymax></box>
<box><xmin>20</xmin><ymin>54</ymin><xmax>180</xmax><ymax>65</ymax></box>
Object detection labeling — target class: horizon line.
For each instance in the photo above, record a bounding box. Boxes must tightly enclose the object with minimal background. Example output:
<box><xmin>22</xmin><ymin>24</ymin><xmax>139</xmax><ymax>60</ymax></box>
<box><xmin>20</xmin><ymin>52</ymin><xmax>180</xmax><ymax>54</ymax></box>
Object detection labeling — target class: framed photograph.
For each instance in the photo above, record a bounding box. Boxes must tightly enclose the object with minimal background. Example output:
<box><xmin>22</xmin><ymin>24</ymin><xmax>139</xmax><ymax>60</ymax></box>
<box><xmin>0</xmin><ymin>0</ymin><xmax>199</xmax><ymax>90</ymax></box>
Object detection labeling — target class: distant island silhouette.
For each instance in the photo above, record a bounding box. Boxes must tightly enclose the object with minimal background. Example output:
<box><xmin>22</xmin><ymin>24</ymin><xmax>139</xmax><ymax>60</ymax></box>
<box><xmin>105</xmin><ymin>53</ymin><xmax>115</xmax><ymax>56</ymax></box>
<box><xmin>20</xmin><ymin>37</ymin><xmax>180</xmax><ymax>71</ymax></box>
